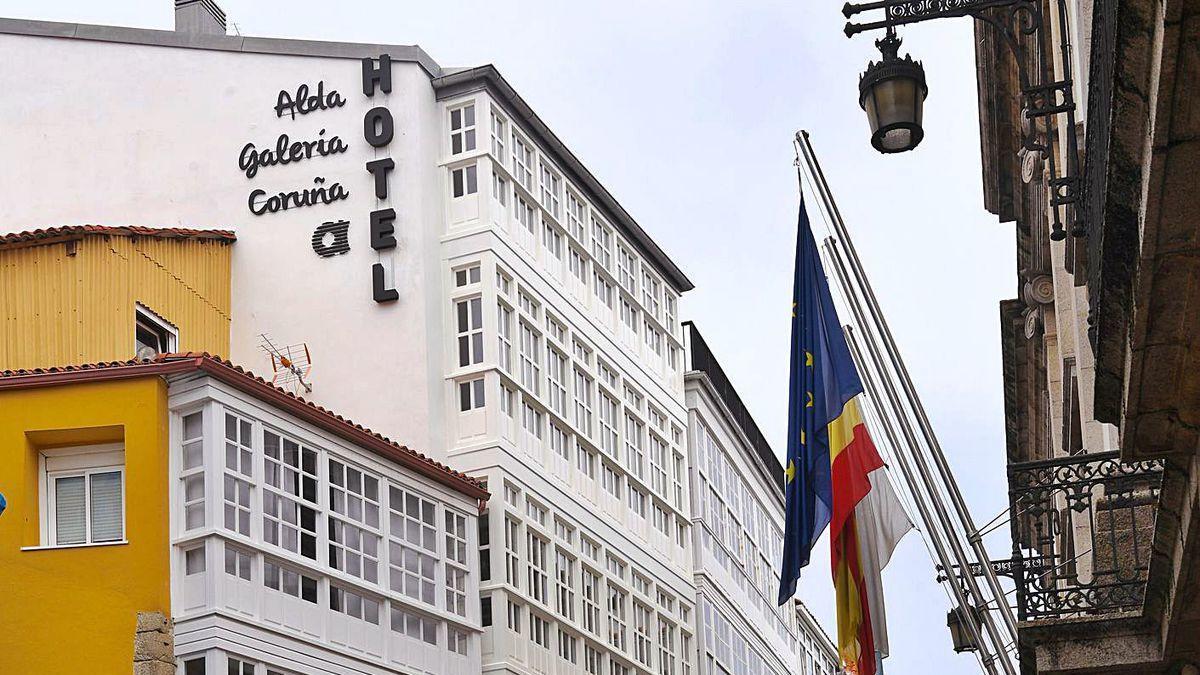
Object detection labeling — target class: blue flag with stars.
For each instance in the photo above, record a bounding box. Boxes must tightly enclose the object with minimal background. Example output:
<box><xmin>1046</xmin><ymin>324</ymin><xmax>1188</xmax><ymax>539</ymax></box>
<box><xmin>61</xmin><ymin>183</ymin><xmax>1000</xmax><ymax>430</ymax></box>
<box><xmin>777</xmin><ymin>198</ymin><xmax>864</xmax><ymax>605</ymax></box>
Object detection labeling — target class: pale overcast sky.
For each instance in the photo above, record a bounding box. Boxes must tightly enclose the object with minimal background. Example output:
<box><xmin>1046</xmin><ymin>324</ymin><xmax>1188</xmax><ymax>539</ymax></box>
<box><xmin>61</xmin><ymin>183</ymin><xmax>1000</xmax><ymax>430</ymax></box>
<box><xmin>4</xmin><ymin>1</ymin><xmax>1016</xmax><ymax>672</ymax></box>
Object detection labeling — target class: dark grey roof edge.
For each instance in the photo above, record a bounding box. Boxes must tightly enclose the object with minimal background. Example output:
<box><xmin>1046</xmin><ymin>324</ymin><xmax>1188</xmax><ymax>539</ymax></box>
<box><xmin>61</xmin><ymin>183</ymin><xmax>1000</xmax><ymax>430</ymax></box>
<box><xmin>682</xmin><ymin>321</ymin><xmax>784</xmax><ymax>492</ymax></box>
<box><xmin>0</xmin><ymin>17</ymin><xmax>443</xmax><ymax>77</ymax></box>
<box><xmin>432</xmin><ymin>65</ymin><xmax>694</xmax><ymax>293</ymax></box>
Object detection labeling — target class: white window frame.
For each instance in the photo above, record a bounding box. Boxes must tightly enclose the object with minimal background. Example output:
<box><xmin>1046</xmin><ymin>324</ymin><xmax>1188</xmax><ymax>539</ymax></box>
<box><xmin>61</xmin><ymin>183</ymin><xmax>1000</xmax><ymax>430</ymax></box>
<box><xmin>39</xmin><ymin>443</ymin><xmax>126</xmax><ymax>548</ymax></box>
<box><xmin>134</xmin><ymin>303</ymin><xmax>178</xmax><ymax>358</ymax></box>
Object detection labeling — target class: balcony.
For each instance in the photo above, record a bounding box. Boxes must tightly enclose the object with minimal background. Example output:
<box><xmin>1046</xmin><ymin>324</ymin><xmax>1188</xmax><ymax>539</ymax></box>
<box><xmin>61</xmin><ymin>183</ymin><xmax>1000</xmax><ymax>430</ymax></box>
<box><xmin>1007</xmin><ymin>451</ymin><xmax>1164</xmax><ymax>623</ymax></box>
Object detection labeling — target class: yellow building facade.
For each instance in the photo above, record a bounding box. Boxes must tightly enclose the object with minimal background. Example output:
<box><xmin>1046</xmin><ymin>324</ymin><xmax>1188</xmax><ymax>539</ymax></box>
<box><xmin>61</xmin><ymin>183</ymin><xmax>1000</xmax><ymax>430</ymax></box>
<box><xmin>0</xmin><ymin>226</ymin><xmax>234</xmax><ymax>370</ymax></box>
<box><xmin>0</xmin><ymin>374</ymin><xmax>173</xmax><ymax>674</ymax></box>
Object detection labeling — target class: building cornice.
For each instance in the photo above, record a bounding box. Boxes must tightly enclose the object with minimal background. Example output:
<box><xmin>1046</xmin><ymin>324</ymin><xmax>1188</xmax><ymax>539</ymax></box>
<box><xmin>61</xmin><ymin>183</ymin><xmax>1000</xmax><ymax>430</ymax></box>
<box><xmin>0</xmin><ymin>16</ymin><xmax>442</xmax><ymax>77</ymax></box>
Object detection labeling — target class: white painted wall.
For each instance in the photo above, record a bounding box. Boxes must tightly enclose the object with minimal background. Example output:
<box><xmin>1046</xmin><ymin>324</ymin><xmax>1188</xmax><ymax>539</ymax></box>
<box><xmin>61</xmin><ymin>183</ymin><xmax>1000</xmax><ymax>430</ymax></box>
<box><xmin>0</xmin><ymin>34</ymin><xmax>441</xmax><ymax>452</ymax></box>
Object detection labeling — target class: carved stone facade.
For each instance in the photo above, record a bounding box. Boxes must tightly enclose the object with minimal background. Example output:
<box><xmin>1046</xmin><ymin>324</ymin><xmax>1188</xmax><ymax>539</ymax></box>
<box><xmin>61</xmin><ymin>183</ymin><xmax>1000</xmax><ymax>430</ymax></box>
<box><xmin>976</xmin><ymin>0</ymin><xmax>1200</xmax><ymax>671</ymax></box>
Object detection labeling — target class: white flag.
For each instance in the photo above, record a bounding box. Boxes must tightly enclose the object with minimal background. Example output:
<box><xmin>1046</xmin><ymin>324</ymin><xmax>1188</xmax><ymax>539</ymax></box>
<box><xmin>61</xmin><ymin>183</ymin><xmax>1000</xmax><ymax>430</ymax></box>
<box><xmin>854</xmin><ymin>466</ymin><xmax>913</xmax><ymax>658</ymax></box>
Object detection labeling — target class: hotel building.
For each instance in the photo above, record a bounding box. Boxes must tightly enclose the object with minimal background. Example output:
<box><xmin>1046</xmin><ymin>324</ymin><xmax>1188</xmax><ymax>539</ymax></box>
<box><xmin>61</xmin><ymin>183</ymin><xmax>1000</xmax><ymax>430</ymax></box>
<box><xmin>0</xmin><ymin>2</ymin><xmax>838</xmax><ymax>674</ymax></box>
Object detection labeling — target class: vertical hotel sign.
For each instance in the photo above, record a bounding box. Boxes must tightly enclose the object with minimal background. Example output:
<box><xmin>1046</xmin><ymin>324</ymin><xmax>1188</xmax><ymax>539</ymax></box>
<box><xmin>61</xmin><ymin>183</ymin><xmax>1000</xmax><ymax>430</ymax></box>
<box><xmin>362</xmin><ymin>55</ymin><xmax>398</xmax><ymax>303</ymax></box>
<box><xmin>237</xmin><ymin>54</ymin><xmax>400</xmax><ymax>304</ymax></box>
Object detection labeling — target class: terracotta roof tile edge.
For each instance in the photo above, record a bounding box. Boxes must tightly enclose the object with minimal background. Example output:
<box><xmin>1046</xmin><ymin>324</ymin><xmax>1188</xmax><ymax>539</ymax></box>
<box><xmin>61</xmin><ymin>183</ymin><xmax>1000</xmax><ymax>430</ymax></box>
<box><xmin>0</xmin><ymin>353</ymin><xmax>487</xmax><ymax>501</ymax></box>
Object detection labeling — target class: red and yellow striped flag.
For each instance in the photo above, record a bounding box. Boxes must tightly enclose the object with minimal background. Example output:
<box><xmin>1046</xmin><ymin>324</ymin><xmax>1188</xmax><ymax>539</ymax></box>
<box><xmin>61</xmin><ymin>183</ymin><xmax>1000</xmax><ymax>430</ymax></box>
<box><xmin>830</xmin><ymin>398</ymin><xmax>883</xmax><ymax>673</ymax></box>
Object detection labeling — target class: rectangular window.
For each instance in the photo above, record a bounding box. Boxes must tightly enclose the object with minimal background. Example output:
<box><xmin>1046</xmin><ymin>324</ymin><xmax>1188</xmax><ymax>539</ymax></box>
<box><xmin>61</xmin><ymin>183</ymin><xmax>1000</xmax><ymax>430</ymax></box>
<box><xmin>628</xmin><ymin>486</ymin><xmax>647</xmax><ymax>519</ymax></box>
<box><xmin>650</xmin><ymin>436</ymin><xmax>669</xmax><ymax>498</ymax></box>
<box><xmin>574</xmin><ymin>371</ymin><xmax>594</xmax><ymax>436</ymax></box>
<box><xmin>599</xmin><ymin>362</ymin><xmax>619</xmax><ymax>389</ymax></box>
<box><xmin>224</xmin><ymin>544</ymin><xmax>252</xmax><ymax>581</ymax></box>
<box><xmin>450</xmin><ymin>103</ymin><xmax>476</xmax><ymax>155</ymax></box>
<box><xmin>263</xmin><ymin>559</ymin><xmax>318</xmax><ymax>603</ymax></box>
<box><xmin>521</xmin><ymin>400</ymin><xmax>543</xmax><ymax>440</ymax></box>
<box><xmin>653</xmin><ymin>504</ymin><xmax>670</xmax><ymax>536</ymax></box>
<box><xmin>555</xmin><ymin>548</ymin><xmax>576</xmax><ymax>620</ymax></box>
<box><xmin>492</xmin><ymin>172</ymin><xmax>508</xmax><ymax>206</ymax></box>
<box><xmin>634</xmin><ymin>603</ymin><xmax>653</xmax><ymax>666</ymax></box>
<box><xmin>223</xmin><ymin>413</ymin><xmax>254</xmax><ymax>537</ymax></box>
<box><xmin>547</xmin><ymin>348</ymin><xmax>568</xmax><ymax>415</ymax></box>
<box><xmin>490</xmin><ymin>108</ymin><xmax>507</xmax><ymax>162</ymax></box>
<box><xmin>459</xmin><ymin>378</ymin><xmax>486</xmax><ymax>411</ymax></box>
<box><xmin>582</xmin><ymin>569</ymin><xmax>602</xmax><ymax>635</ymax></box>
<box><xmin>570</xmin><ymin>247</ymin><xmax>588</xmax><ymax>287</ymax></box>
<box><xmin>608</xmin><ymin>586</ymin><xmax>628</xmax><ymax>650</ymax></box>
<box><xmin>665</xmin><ymin>293</ymin><xmax>678</xmax><ymax>333</ymax></box>
<box><xmin>567</xmin><ymin>192</ymin><xmax>587</xmax><ymax>241</ymax></box>
<box><xmin>262</xmin><ymin>430</ymin><xmax>318</xmax><ymax>559</ymax></box>
<box><xmin>512</xmin><ymin>134</ymin><xmax>534</xmax><ymax>191</ymax></box>
<box><xmin>598</xmin><ymin>394</ymin><xmax>619</xmax><ymax>457</ymax></box>
<box><xmin>643</xmin><ymin>272</ymin><xmax>662</xmax><ymax>320</ymax></box>
<box><xmin>455</xmin><ymin>265</ymin><xmax>481</xmax><ymax>287</ymax></box>
<box><xmin>659</xmin><ymin>619</ymin><xmax>678</xmax><ymax>675</ymax></box>
<box><xmin>602</xmin><ymin>463</ymin><xmax>623</xmax><ymax>500</ymax></box>
<box><xmin>624</xmin><ymin>414</ymin><xmax>644</xmax><ymax>479</ymax></box>
<box><xmin>185</xmin><ymin>546</ymin><xmax>206</xmax><ymax>575</ymax></box>
<box><xmin>388</xmin><ymin>486</ymin><xmax>438</xmax><ymax>605</ymax></box>
<box><xmin>449</xmin><ymin>627</ymin><xmax>469</xmax><ymax>655</ymax></box>
<box><xmin>539</xmin><ymin>162</ymin><xmax>562</xmax><ymax>220</ymax></box>
<box><xmin>519</xmin><ymin>322</ymin><xmax>542</xmax><ymax>394</ymax></box>
<box><xmin>497</xmin><ymin>302</ymin><xmax>514</xmax><ymax>373</ymax></box>
<box><xmin>594</xmin><ymin>272</ymin><xmax>614</xmax><ymax>309</ymax></box>
<box><xmin>543</xmin><ymin>222</ymin><xmax>564</xmax><ymax>265</ymax></box>
<box><xmin>508</xmin><ymin>600</ymin><xmax>523</xmax><ymax>632</ymax></box>
<box><xmin>456</xmin><ymin>297</ymin><xmax>484</xmax><ymax>367</ymax></box>
<box><xmin>451</xmin><ymin>164</ymin><xmax>478</xmax><ymax>197</ymax></box>
<box><xmin>618</xmin><ymin>246</ymin><xmax>638</xmax><ymax>293</ymax></box>
<box><xmin>591</xmin><ymin>217</ymin><xmax>613</xmax><ymax>270</ymax></box>
<box><xmin>577</xmin><ymin>441</ymin><xmax>597</xmax><ymax>480</ymax></box>
<box><xmin>549</xmin><ymin>423</ymin><xmax>570</xmax><ymax>461</ymax></box>
<box><xmin>526</xmin><ymin>498</ymin><xmax>548</xmax><ymax>526</ymax></box>
<box><xmin>527</xmin><ymin>532</ymin><xmax>549</xmax><ymax>604</ymax></box>
<box><xmin>620</xmin><ymin>299</ymin><xmax>640</xmax><ymax>338</ymax></box>
<box><xmin>505</xmin><ymin>517</ymin><xmax>521</xmax><ymax>589</ymax></box>
<box><xmin>531</xmin><ymin>613</ymin><xmax>551</xmax><ymax>648</ymax></box>
<box><xmin>134</xmin><ymin>304</ymin><xmax>177</xmax><ymax>359</ymax></box>
<box><xmin>559</xmin><ymin>628</ymin><xmax>579</xmax><ymax>663</ymax></box>
<box><xmin>181</xmin><ymin>412</ymin><xmax>205</xmax><ymax>531</ymax></box>
<box><xmin>586</xmin><ymin>646</ymin><xmax>603</xmax><ymax>675</ymax></box>
<box><xmin>515</xmin><ymin>194</ymin><xmax>536</xmax><ymax>235</ymax></box>
<box><xmin>390</xmin><ymin>606</ymin><xmax>437</xmax><ymax>644</ymax></box>
<box><xmin>328</xmin><ymin>459</ymin><xmax>382</xmax><ymax>584</ymax></box>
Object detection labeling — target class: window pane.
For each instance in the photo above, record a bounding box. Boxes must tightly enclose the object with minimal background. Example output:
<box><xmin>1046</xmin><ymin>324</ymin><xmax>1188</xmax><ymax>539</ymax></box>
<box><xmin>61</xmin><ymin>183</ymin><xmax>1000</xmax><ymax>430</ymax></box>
<box><xmin>90</xmin><ymin>471</ymin><xmax>123</xmax><ymax>542</ymax></box>
<box><xmin>54</xmin><ymin>475</ymin><xmax>86</xmax><ymax>545</ymax></box>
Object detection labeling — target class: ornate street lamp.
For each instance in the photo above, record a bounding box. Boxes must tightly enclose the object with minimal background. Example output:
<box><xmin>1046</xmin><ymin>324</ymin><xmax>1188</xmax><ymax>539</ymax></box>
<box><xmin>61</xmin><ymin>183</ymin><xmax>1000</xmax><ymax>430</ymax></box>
<box><xmin>841</xmin><ymin>0</ymin><xmax>1085</xmax><ymax>239</ymax></box>
<box><xmin>858</xmin><ymin>29</ymin><xmax>927</xmax><ymax>153</ymax></box>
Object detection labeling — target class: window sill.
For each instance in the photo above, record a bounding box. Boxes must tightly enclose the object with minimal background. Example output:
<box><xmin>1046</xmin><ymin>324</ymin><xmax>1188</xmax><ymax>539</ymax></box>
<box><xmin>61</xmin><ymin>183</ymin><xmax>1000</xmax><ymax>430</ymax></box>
<box><xmin>21</xmin><ymin>540</ymin><xmax>129</xmax><ymax>552</ymax></box>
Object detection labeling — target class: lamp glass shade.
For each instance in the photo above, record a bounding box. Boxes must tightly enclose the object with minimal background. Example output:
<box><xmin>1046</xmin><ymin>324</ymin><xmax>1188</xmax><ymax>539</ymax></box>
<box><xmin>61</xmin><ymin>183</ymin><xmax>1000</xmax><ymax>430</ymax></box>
<box><xmin>858</xmin><ymin>36</ymin><xmax>928</xmax><ymax>154</ymax></box>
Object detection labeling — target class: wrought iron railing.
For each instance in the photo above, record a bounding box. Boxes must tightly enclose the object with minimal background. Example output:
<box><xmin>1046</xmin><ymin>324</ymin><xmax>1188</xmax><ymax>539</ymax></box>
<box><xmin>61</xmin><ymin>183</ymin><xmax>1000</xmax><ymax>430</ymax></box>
<box><xmin>1007</xmin><ymin>451</ymin><xmax>1163</xmax><ymax>621</ymax></box>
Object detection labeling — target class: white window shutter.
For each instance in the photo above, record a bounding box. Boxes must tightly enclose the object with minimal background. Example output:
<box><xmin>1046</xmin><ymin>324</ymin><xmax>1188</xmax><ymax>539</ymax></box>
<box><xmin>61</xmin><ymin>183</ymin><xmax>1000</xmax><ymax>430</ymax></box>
<box><xmin>54</xmin><ymin>476</ymin><xmax>87</xmax><ymax>544</ymax></box>
<box><xmin>89</xmin><ymin>471</ymin><xmax>123</xmax><ymax>542</ymax></box>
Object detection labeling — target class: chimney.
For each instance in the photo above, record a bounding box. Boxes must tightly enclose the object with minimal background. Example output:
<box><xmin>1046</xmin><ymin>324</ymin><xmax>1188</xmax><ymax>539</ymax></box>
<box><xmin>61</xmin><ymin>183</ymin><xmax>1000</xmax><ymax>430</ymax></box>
<box><xmin>174</xmin><ymin>0</ymin><xmax>227</xmax><ymax>35</ymax></box>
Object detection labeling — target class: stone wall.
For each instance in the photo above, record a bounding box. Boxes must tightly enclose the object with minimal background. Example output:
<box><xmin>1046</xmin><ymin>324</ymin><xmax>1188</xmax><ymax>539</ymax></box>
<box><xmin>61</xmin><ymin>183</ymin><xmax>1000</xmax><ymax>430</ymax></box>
<box><xmin>134</xmin><ymin>611</ymin><xmax>175</xmax><ymax>675</ymax></box>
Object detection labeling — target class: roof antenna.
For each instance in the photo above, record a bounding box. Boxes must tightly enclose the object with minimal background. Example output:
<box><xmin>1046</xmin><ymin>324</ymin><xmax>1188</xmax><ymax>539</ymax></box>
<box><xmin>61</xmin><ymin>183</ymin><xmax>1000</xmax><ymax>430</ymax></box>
<box><xmin>258</xmin><ymin>334</ymin><xmax>313</xmax><ymax>394</ymax></box>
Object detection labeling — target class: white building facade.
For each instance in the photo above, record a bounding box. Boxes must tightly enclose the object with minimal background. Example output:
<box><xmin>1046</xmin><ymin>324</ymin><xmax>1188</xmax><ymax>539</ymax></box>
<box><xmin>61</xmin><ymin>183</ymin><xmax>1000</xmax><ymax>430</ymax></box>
<box><xmin>164</xmin><ymin>359</ymin><xmax>488</xmax><ymax>675</ymax></box>
<box><xmin>0</xmin><ymin>4</ymin><xmax>697</xmax><ymax>675</ymax></box>
<box><xmin>682</xmin><ymin>324</ymin><xmax>841</xmax><ymax>675</ymax></box>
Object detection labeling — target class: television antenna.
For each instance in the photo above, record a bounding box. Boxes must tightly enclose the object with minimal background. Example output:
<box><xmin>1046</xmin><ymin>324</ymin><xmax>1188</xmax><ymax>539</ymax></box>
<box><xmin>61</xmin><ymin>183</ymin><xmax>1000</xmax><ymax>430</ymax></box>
<box><xmin>258</xmin><ymin>334</ymin><xmax>313</xmax><ymax>394</ymax></box>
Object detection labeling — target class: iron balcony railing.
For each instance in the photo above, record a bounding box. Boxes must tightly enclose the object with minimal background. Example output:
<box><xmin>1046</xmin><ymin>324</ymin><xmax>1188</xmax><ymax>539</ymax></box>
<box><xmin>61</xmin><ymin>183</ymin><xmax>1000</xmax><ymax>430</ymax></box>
<box><xmin>1007</xmin><ymin>451</ymin><xmax>1164</xmax><ymax>622</ymax></box>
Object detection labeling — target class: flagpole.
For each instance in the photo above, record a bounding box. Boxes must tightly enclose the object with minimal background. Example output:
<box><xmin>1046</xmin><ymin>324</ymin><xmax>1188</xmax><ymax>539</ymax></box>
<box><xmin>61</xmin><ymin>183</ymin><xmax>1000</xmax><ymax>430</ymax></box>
<box><xmin>794</xmin><ymin>129</ymin><xmax>1020</xmax><ymax>642</ymax></box>
<box><xmin>843</xmin><ymin>324</ymin><xmax>999</xmax><ymax>675</ymax></box>
<box><xmin>795</xmin><ymin>131</ymin><xmax>1019</xmax><ymax>674</ymax></box>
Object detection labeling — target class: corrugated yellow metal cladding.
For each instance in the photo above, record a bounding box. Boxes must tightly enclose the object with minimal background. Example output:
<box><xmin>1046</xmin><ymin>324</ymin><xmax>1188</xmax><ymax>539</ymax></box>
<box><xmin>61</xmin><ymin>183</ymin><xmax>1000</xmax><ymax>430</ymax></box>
<box><xmin>0</xmin><ymin>234</ymin><xmax>232</xmax><ymax>369</ymax></box>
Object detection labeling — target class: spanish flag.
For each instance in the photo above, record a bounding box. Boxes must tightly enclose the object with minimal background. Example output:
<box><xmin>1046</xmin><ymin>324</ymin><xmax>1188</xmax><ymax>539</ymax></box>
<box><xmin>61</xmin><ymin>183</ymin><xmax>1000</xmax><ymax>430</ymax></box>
<box><xmin>777</xmin><ymin>200</ymin><xmax>911</xmax><ymax>674</ymax></box>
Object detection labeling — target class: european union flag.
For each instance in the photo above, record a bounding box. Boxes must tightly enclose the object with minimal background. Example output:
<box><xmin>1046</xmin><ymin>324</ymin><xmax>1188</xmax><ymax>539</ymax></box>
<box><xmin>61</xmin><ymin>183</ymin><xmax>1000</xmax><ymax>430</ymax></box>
<box><xmin>778</xmin><ymin>198</ymin><xmax>864</xmax><ymax>605</ymax></box>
